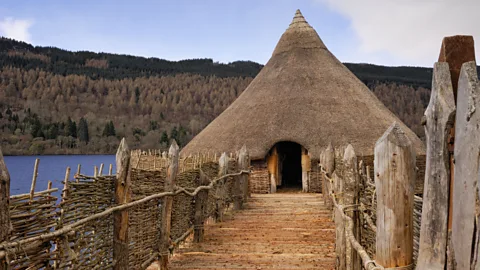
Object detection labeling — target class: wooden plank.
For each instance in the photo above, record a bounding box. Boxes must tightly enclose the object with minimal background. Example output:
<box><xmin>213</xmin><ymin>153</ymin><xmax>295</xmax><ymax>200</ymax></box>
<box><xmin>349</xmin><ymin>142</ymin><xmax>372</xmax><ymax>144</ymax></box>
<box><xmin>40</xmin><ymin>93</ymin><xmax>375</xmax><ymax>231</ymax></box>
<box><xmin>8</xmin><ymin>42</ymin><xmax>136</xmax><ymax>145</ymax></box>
<box><xmin>160</xmin><ymin>140</ymin><xmax>180</xmax><ymax>269</ymax></box>
<box><xmin>451</xmin><ymin>61</ymin><xmax>480</xmax><ymax>269</ymax></box>
<box><xmin>114</xmin><ymin>138</ymin><xmax>131</xmax><ymax>270</ymax></box>
<box><xmin>324</xmin><ymin>143</ymin><xmax>335</xmax><ymax>209</ymax></box>
<box><xmin>194</xmin><ymin>170</ymin><xmax>209</xmax><ymax>242</ymax></box>
<box><xmin>375</xmin><ymin>122</ymin><xmax>416</xmax><ymax>268</ymax></box>
<box><xmin>333</xmin><ymin>171</ymin><xmax>346</xmax><ymax>270</ymax></box>
<box><xmin>417</xmin><ymin>62</ymin><xmax>455</xmax><ymax>270</ymax></box>
<box><xmin>29</xmin><ymin>158</ymin><xmax>39</xmax><ymax>201</ymax></box>
<box><xmin>343</xmin><ymin>145</ymin><xmax>361</xmax><ymax>270</ymax></box>
<box><xmin>216</xmin><ymin>153</ymin><xmax>229</xmax><ymax>222</ymax></box>
<box><xmin>239</xmin><ymin>145</ymin><xmax>250</xmax><ymax>203</ymax></box>
<box><xmin>0</xmin><ymin>147</ymin><xmax>10</xmax><ymax>270</ymax></box>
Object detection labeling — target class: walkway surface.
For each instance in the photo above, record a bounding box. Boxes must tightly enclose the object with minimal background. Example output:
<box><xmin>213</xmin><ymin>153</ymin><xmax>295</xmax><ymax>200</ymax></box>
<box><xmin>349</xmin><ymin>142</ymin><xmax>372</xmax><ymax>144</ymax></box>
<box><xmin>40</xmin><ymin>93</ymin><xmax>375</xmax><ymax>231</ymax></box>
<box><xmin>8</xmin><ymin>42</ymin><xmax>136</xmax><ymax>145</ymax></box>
<box><xmin>169</xmin><ymin>193</ymin><xmax>335</xmax><ymax>269</ymax></box>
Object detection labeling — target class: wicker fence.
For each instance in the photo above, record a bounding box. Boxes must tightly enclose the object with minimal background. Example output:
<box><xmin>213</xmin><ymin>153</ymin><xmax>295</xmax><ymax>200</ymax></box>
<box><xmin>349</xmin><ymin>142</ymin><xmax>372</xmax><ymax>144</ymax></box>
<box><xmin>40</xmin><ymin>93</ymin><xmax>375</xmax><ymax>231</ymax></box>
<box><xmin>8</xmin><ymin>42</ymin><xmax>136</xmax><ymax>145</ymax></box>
<box><xmin>0</xmin><ymin>140</ymin><xmax>250</xmax><ymax>270</ymax></box>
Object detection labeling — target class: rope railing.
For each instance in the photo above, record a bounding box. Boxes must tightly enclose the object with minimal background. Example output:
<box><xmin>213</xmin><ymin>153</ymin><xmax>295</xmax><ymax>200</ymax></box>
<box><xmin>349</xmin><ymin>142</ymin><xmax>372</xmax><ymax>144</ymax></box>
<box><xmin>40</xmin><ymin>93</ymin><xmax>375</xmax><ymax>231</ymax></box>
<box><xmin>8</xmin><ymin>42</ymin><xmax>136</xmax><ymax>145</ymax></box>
<box><xmin>0</xmin><ymin>169</ymin><xmax>250</xmax><ymax>254</ymax></box>
<box><xmin>320</xmin><ymin>166</ymin><xmax>385</xmax><ymax>270</ymax></box>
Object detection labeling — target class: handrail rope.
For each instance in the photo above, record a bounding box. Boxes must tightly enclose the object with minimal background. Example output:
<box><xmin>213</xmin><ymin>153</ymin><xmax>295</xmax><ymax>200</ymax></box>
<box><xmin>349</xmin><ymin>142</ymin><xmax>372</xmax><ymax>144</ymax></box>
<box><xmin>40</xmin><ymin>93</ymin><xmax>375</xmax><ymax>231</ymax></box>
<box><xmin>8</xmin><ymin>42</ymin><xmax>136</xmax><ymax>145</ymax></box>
<box><xmin>320</xmin><ymin>166</ymin><xmax>384</xmax><ymax>270</ymax></box>
<box><xmin>0</xmin><ymin>170</ymin><xmax>250</xmax><ymax>251</ymax></box>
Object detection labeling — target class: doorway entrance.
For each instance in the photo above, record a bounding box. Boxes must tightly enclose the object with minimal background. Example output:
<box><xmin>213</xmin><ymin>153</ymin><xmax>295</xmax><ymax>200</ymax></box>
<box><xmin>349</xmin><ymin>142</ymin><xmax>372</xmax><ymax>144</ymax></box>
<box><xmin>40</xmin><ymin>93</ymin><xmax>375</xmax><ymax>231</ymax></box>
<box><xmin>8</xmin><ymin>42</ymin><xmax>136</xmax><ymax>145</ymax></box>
<box><xmin>267</xmin><ymin>141</ymin><xmax>303</xmax><ymax>191</ymax></box>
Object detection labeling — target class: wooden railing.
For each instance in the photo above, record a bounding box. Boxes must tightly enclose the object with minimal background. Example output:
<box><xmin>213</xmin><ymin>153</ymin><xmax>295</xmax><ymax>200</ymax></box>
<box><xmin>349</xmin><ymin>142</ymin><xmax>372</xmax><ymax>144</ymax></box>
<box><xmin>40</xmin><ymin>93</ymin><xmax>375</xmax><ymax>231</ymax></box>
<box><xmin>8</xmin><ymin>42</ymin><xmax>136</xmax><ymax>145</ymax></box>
<box><xmin>0</xmin><ymin>140</ymin><xmax>250</xmax><ymax>269</ymax></box>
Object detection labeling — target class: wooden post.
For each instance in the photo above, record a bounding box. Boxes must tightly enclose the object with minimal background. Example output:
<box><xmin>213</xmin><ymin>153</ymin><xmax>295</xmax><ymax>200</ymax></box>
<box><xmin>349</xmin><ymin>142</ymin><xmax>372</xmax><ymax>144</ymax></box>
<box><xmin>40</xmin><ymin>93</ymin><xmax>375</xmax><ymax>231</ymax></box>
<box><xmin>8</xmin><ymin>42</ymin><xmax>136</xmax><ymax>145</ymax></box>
<box><xmin>343</xmin><ymin>144</ymin><xmax>361</xmax><ymax>270</ymax></box>
<box><xmin>0</xmin><ymin>147</ymin><xmax>11</xmax><ymax>270</ymax></box>
<box><xmin>114</xmin><ymin>138</ymin><xmax>131</xmax><ymax>270</ymax></box>
<box><xmin>451</xmin><ymin>61</ymin><xmax>480</xmax><ymax>269</ymax></box>
<box><xmin>324</xmin><ymin>143</ymin><xmax>335</xmax><ymax>209</ymax></box>
<box><xmin>417</xmin><ymin>62</ymin><xmax>455</xmax><ymax>270</ymax></box>
<box><xmin>109</xmin><ymin>164</ymin><xmax>113</xmax><ymax>175</ymax></box>
<box><xmin>99</xmin><ymin>163</ymin><xmax>104</xmax><ymax>176</ymax></box>
<box><xmin>235</xmin><ymin>145</ymin><xmax>249</xmax><ymax>209</ymax></box>
<box><xmin>30</xmin><ymin>158</ymin><xmax>39</xmax><ymax>201</ymax></box>
<box><xmin>375</xmin><ymin>122</ymin><xmax>416</xmax><ymax>268</ymax></box>
<box><xmin>194</xmin><ymin>170</ymin><xmax>209</xmax><ymax>242</ymax></box>
<box><xmin>333</xmin><ymin>171</ymin><xmax>346</xmax><ymax>270</ymax></box>
<box><xmin>159</xmin><ymin>140</ymin><xmax>179</xmax><ymax>269</ymax></box>
<box><xmin>301</xmin><ymin>147</ymin><xmax>310</xmax><ymax>192</ymax></box>
<box><xmin>215</xmin><ymin>153</ymin><xmax>228</xmax><ymax>222</ymax></box>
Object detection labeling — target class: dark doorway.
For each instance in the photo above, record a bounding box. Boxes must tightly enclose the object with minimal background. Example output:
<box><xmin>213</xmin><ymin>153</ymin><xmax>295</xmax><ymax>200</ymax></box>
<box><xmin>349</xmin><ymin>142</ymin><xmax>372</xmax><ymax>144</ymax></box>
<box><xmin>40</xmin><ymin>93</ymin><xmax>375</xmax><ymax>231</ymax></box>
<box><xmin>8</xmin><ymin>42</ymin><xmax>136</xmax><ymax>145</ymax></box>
<box><xmin>276</xmin><ymin>141</ymin><xmax>302</xmax><ymax>189</ymax></box>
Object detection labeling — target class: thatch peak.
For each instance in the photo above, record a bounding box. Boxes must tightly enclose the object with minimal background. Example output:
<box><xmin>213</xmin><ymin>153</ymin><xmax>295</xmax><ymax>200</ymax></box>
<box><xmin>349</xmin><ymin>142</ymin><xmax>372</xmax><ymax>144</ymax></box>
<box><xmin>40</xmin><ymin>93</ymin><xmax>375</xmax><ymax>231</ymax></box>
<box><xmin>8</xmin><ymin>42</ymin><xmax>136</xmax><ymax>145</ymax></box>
<box><xmin>273</xmin><ymin>9</ymin><xmax>326</xmax><ymax>56</ymax></box>
<box><xmin>289</xmin><ymin>9</ymin><xmax>311</xmax><ymax>29</ymax></box>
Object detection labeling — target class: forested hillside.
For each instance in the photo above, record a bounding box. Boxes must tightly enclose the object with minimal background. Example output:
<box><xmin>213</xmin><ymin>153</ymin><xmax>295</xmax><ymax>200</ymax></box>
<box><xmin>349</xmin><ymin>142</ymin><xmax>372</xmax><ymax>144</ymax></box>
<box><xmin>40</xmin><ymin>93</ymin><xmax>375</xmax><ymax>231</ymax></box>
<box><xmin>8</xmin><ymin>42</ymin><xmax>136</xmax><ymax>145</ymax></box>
<box><xmin>0</xmin><ymin>37</ymin><xmax>468</xmax><ymax>155</ymax></box>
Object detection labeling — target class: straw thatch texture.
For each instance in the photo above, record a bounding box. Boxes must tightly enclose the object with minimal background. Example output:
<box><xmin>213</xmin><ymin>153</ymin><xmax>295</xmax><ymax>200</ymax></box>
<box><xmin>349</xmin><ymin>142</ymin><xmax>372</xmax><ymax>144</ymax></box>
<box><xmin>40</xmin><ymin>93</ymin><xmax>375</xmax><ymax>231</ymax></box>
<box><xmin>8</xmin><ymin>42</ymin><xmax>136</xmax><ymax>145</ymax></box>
<box><xmin>5</xmin><ymin>188</ymin><xmax>58</xmax><ymax>269</ymax></box>
<box><xmin>181</xmin><ymin>10</ymin><xmax>425</xmax><ymax>160</ymax></box>
<box><xmin>56</xmin><ymin>175</ymin><xmax>116</xmax><ymax>269</ymax></box>
<box><xmin>128</xmin><ymin>168</ymin><xmax>166</xmax><ymax>269</ymax></box>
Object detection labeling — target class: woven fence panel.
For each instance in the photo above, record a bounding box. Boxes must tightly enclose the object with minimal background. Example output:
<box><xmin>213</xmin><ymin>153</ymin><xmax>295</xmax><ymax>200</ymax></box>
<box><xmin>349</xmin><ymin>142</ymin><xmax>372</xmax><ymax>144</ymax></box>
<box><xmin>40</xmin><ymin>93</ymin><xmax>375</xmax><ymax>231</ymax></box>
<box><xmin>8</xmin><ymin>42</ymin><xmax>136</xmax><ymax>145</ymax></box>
<box><xmin>56</xmin><ymin>175</ymin><xmax>116</xmax><ymax>269</ymax></box>
<box><xmin>171</xmin><ymin>170</ymin><xmax>199</xmax><ymax>240</ymax></box>
<box><xmin>413</xmin><ymin>196</ymin><xmax>423</xmax><ymax>264</ymax></box>
<box><xmin>309</xmin><ymin>159</ymin><xmax>322</xmax><ymax>193</ymax></box>
<box><xmin>250</xmin><ymin>161</ymin><xmax>269</xmax><ymax>194</ymax></box>
<box><xmin>6</xmin><ymin>189</ymin><xmax>58</xmax><ymax>269</ymax></box>
<box><xmin>128</xmin><ymin>168</ymin><xmax>166</xmax><ymax>269</ymax></box>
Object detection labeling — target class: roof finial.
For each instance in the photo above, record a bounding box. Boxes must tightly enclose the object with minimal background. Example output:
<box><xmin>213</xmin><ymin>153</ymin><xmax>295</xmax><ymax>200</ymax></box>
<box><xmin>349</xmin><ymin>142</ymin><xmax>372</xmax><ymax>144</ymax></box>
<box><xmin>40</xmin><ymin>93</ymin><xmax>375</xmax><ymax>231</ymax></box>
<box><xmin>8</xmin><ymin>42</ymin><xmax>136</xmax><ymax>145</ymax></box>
<box><xmin>289</xmin><ymin>9</ymin><xmax>309</xmax><ymax>28</ymax></box>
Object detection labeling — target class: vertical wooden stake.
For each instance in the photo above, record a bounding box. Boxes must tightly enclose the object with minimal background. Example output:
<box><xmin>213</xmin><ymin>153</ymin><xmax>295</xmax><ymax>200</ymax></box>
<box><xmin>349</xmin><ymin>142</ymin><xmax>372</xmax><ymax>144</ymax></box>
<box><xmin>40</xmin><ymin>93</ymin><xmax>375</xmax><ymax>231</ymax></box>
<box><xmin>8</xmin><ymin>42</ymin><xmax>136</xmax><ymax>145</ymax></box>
<box><xmin>417</xmin><ymin>62</ymin><xmax>455</xmax><ymax>270</ymax></box>
<box><xmin>343</xmin><ymin>144</ymin><xmax>361</xmax><ymax>270</ymax></box>
<box><xmin>375</xmin><ymin>122</ymin><xmax>416</xmax><ymax>268</ymax></box>
<box><xmin>30</xmin><ymin>158</ymin><xmax>40</xmax><ymax>201</ymax></box>
<box><xmin>324</xmin><ymin>143</ymin><xmax>335</xmax><ymax>209</ymax></box>
<box><xmin>333</xmin><ymin>171</ymin><xmax>346</xmax><ymax>270</ymax></box>
<box><xmin>94</xmin><ymin>166</ymin><xmax>98</xmax><ymax>178</ymax></box>
<box><xmin>160</xmin><ymin>140</ymin><xmax>179</xmax><ymax>269</ymax></box>
<box><xmin>0</xmin><ymin>147</ymin><xmax>11</xmax><ymax>270</ymax></box>
<box><xmin>99</xmin><ymin>163</ymin><xmax>104</xmax><ymax>176</ymax></box>
<box><xmin>114</xmin><ymin>138</ymin><xmax>131</xmax><ymax>270</ymax></box>
<box><xmin>216</xmin><ymin>153</ymin><xmax>228</xmax><ymax>222</ymax></box>
<box><xmin>109</xmin><ymin>164</ymin><xmax>113</xmax><ymax>175</ymax></box>
<box><xmin>194</xmin><ymin>170</ymin><xmax>209</xmax><ymax>242</ymax></box>
<box><xmin>451</xmin><ymin>62</ymin><xmax>480</xmax><ymax>269</ymax></box>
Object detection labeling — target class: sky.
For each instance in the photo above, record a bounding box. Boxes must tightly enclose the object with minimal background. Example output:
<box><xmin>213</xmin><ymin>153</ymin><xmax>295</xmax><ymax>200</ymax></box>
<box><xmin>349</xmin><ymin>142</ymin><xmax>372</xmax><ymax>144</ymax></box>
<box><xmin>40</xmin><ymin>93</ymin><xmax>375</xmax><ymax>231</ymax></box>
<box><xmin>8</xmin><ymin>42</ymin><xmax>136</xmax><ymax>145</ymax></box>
<box><xmin>0</xmin><ymin>0</ymin><xmax>478</xmax><ymax>67</ymax></box>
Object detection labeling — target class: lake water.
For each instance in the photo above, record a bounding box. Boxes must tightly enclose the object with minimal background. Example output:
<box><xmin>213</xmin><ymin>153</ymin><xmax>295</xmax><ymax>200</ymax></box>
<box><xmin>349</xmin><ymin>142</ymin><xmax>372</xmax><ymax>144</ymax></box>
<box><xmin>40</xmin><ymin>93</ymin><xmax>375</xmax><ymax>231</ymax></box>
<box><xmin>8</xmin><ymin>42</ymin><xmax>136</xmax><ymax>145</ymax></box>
<box><xmin>4</xmin><ymin>155</ymin><xmax>116</xmax><ymax>197</ymax></box>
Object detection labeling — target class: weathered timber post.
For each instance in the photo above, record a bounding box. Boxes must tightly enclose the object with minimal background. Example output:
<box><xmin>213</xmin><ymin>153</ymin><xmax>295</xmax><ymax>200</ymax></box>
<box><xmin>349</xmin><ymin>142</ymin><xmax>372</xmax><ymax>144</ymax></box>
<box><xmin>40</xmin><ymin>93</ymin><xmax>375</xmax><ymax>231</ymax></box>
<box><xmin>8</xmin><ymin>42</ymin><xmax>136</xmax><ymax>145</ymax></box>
<box><xmin>194</xmin><ymin>170</ymin><xmax>209</xmax><ymax>242</ymax></box>
<box><xmin>324</xmin><ymin>143</ymin><xmax>335</xmax><ymax>209</ymax></box>
<box><xmin>451</xmin><ymin>61</ymin><xmax>480</xmax><ymax>269</ymax></box>
<box><xmin>417</xmin><ymin>62</ymin><xmax>455</xmax><ymax>270</ymax></box>
<box><xmin>234</xmin><ymin>146</ymin><xmax>248</xmax><ymax>210</ymax></box>
<box><xmin>216</xmin><ymin>153</ymin><xmax>228</xmax><ymax>222</ymax></box>
<box><xmin>437</xmin><ymin>35</ymin><xmax>476</xmax><ymax>270</ymax></box>
<box><xmin>343</xmin><ymin>144</ymin><xmax>361</xmax><ymax>270</ymax></box>
<box><xmin>375</xmin><ymin>123</ymin><xmax>416</xmax><ymax>269</ymax></box>
<box><xmin>114</xmin><ymin>138</ymin><xmax>131</xmax><ymax>270</ymax></box>
<box><xmin>333</xmin><ymin>170</ymin><xmax>346</xmax><ymax>270</ymax></box>
<box><xmin>0</xmin><ymin>147</ymin><xmax>11</xmax><ymax>270</ymax></box>
<box><xmin>301</xmin><ymin>147</ymin><xmax>310</xmax><ymax>192</ymax></box>
<box><xmin>160</xmin><ymin>140</ymin><xmax>179</xmax><ymax>269</ymax></box>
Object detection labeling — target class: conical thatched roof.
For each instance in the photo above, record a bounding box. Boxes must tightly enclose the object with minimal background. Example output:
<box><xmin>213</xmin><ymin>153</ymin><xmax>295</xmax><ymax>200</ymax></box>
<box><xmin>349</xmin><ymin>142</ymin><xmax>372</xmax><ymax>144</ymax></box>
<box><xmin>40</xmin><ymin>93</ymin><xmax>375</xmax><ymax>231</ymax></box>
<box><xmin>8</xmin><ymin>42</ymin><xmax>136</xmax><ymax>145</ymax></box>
<box><xmin>182</xmin><ymin>10</ymin><xmax>425</xmax><ymax>160</ymax></box>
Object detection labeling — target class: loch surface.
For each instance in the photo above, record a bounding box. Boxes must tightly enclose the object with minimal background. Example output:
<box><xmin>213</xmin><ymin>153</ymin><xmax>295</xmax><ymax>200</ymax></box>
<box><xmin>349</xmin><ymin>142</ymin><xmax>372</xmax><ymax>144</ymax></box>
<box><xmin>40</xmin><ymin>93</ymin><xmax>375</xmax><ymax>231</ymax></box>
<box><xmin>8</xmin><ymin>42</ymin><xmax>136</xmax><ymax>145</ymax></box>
<box><xmin>4</xmin><ymin>155</ymin><xmax>116</xmax><ymax>196</ymax></box>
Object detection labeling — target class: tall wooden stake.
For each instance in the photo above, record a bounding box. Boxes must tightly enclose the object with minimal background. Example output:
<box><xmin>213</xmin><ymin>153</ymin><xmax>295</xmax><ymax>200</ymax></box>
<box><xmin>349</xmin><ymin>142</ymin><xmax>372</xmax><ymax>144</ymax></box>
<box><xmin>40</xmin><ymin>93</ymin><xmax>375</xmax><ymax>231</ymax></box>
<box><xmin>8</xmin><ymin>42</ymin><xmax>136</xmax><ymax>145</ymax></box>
<box><xmin>417</xmin><ymin>62</ymin><xmax>455</xmax><ymax>270</ymax></box>
<box><xmin>114</xmin><ymin>138</ymin><xmax>131</xmax><ymax>270</ymax></box>
<box><xmin>30</xmin><ymin>158</ymin><xmax>39</xmax><ymax>201</ymax></box>
<box><xmin>451</xmin><ymin>62</ymin><xmax>480</xmax><ymax>269</ymax></box>
<box><xmin>375</xmin><ymin>123</ymin><xmax>415</xmax><ymax>268</ymax></box>
<box><xmin>216</xmin><ymin>153</ymin><xmax>228</xmax><ymax>222</ymax></box>
<box><xmin>0</xmin><ymin>147</ymin><xmax>11</xmax><ymax>270</ymax></box>
<box><xmin>160</xmin><ymin>140</ymin><xmax>179</xmax><ymax>269</ymax></box>
<box><xmin>343</xmin><ymin>144</ymin><xmax>361</xmax><ymax>270</ymax></box>
<box><xmin>194</xmin><ymin>170</ymin><xmax>209</xmax><ymax>242</ymax></box>
<box><xmin>324</xmin><ymin>143</ymin><xmax>335</xmax><ymax>209</ymax></box>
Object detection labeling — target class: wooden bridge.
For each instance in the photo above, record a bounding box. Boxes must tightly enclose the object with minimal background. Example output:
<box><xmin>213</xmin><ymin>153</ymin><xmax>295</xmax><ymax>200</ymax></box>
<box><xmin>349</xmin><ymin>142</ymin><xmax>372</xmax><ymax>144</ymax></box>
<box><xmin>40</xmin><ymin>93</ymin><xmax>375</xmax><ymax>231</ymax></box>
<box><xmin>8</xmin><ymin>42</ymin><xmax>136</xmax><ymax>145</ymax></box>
<box><xmin>169</xmin><ymin>193</ymin><xmax>335</xmax><ymax>269</ymax></box>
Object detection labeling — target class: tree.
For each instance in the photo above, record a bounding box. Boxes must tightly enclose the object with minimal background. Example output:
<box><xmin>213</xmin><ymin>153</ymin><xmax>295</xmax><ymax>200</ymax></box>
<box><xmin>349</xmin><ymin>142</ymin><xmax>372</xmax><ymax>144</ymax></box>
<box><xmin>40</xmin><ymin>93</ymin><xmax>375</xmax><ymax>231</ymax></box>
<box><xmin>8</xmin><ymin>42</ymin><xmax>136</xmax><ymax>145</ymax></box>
<box><xmin>78</xmin><ymin>117</ymin><xmax>90</xmax><ymax>143</ymax></box>
<box><xmin>65</xmin><ymin>117</ymin><xmax>77</xmax><ymax>138</ymax></box>
<box><xmin>135</xmin><ymin>87</ymin><xmax>140</xmax><ymax>104</ymax></box>
<box><xmin>103</xmin><ymin>120</ymin><xmax>116</xmax><ymax>137</ymax></box>
<box><xmin>170</xmin><ymin>126</ymin><xmax>179</xmax><ymax>144</ymax></box>
<box><xmin>160</xmin><ymin>131</ymin><xmax>169</xmax><ymax>144</ymax></box>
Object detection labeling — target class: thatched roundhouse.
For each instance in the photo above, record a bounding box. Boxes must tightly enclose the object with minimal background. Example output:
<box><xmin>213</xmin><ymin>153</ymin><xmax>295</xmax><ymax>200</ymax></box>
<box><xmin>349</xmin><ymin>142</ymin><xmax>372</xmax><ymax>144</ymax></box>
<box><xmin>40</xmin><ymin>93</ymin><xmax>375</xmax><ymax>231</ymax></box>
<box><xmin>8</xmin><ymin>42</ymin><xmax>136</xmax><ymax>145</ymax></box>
<box><xmin>182</xmin><ymin>10</ymin><xmax>425</xmax><ymax>193</ymax></box>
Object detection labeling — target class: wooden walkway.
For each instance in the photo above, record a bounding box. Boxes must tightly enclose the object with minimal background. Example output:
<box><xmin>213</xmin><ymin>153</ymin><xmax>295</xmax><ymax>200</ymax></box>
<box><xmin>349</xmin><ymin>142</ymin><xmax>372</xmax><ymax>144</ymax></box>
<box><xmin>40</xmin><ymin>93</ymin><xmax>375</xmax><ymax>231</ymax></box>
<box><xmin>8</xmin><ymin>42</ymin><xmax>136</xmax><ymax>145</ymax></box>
<box><xmin>169</xmin><ymin>193</ymin><xmax>335</xmax><ymax>269</ymax></box>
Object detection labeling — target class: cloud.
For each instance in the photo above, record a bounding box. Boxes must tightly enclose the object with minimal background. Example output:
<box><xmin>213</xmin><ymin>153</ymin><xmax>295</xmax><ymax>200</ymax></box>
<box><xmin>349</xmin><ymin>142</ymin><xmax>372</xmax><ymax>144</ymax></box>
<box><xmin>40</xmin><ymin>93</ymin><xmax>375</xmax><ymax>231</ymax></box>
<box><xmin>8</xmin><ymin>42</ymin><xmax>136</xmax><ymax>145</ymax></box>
<box><xmin>0</xmin><ymin>17</ymin><xmax>33</xmax><ymax>43</ymax></box>
<box><xmin>318</xmin><ymin>0</ymin><xmax>479</xmax><ymax>66</ymax></box>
